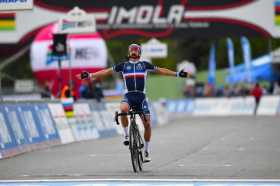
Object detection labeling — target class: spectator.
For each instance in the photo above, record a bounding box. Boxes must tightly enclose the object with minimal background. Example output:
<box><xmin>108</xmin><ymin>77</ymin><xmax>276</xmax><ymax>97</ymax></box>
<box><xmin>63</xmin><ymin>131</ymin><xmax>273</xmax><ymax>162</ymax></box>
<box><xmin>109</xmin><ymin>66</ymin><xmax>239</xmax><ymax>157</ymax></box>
<box><xmin>194</xmin><ymin>82</ymin><xmax>204</xmax><ymax>97</ymax></box>
<box><xmin>78</xmin><ymin>79</ymin><xmax>104</xmax><ymax>102</ymax></box>
<box><xmin>232</xmin><ymin>84</ymin><xmax>239</xmax><ymax>97</ymax></box>
<box><xmin>79</xmin><ymin>79</ymin><xmax>90</xmax><ymax>99</ymax></box>
<box><xmin>268</xmin><ymin>81</ymin><xmax>274</xmax><ymax>94</ymax></box>
<box><xmin>61</xmin><ymin>84</ymin><xmax>77</xmax><ymax>100</ymax></box>
<box><xmin>204</xmin><ymin>83</ymin><xmax>215</xmax><ymax>97</ymax></box>
<box><xmin>224</xmin><ymin>85</ymin><xmax>235</xmax><ymax>97</ymax></box>
<box><xmin>40</xmin><ymin>81</ymin><xmax>52</xmax><ymax>98</ymax></box>
<box><xmin>239</xmin><ymin>84</ymin><xmax>250</xmax><ymax>97</ymax></box>
<box><xmin>262</xmin><ymin>84</ymin><xmax>269</xmax><ymax>95</ymax></box>
<box><xmin>216</xmin><ymin>86</ymin><xmax>224</xmax><ymax>97</ymax></box>
<box><xmin>183</xmin><ymin>78</ymin><xmax>195</xmax><ymax>98</ymax></box>
<box><xmin>273</xmin><ymin>80</ymin><xmax>280</xmax><ymax>95</ymax></box>
<box><xmin>251</xmin><ymin>83</ymin><xmax>263</xmax><ymax>115</ymax></box>
<box><xmin>92</xmin><ymin>79</ymin><xmax>104</xmax><ymax>102</ymax></box>
<box><xmin>61</xmin><ymin>85</ymin><xmax>71</xmax><ymax>98</ymax></box>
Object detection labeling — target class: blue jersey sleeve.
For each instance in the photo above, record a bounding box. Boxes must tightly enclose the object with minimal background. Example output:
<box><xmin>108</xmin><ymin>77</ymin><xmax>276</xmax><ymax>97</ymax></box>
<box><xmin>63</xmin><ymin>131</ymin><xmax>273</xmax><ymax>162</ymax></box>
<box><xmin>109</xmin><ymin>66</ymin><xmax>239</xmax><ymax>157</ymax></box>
<box><xmin>112</xmin><ymin>63</ymin><xmax>125</xmax><ymax>72</ymax></box>
<box><xmin>144</xmin><ymin>61</ymin><xmax>157</xmax><ymax>72</ymax></box>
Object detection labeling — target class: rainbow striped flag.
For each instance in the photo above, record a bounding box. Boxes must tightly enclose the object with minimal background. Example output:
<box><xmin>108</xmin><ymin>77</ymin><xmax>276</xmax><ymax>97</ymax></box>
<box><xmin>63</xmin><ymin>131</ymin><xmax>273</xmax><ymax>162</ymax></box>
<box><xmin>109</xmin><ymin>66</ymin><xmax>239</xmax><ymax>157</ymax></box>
<box><xmin>0</xmin><ymin>13</ymin><xmax>16</xmax><ymax>31</ymax></box>
<box><xmin>275</xmin><ymin>0</ymin><xmax>280</xmax><ymax>26</ymax></box>
<box><xmin>61</xmin><ymin>97</ymin><xmax>74</xmax><ymax>118</ymax></box>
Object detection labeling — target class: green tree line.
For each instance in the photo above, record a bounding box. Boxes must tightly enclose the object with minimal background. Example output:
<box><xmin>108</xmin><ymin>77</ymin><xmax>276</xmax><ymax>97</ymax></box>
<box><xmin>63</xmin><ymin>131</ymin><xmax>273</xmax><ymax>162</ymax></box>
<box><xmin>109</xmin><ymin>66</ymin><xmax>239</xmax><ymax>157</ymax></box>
<box><xmin>107</xmin><ymin>37</ymin><xmax>280</xmax><ymax>72</ymax></box>
<box><xmin>2</xmin><ymin>37</ymin><xmax>280</xmax><ymax>83</ymax></box>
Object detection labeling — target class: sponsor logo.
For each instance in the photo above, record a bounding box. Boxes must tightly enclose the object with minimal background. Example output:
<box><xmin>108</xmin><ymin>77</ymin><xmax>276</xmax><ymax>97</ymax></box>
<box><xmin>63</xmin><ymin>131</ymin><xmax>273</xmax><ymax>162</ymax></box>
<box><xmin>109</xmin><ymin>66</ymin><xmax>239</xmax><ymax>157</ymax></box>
<box><xmin>102</xmin><ymin>5</ymin><xmax>187</xmax><ymax>29</ymax></box>
<box><xmin>74</xmin><ymin>47</ymin><xmax>99</xmax><ymax>60</ymax></box>
<box><xmin>136</xmin><ymin>63</ymin><xmax>143</xmax><ymax>70</ymax></box>
<box><xmin>0</xmin><ymin>113</ymin><xmax>12</xmax><ymax>145</ymax></box>
<box><xmin>0</xmin><ymin>0</ymin><xmax>28</xmax><ymax>4</ymax></box>
<box><xmin>126</xmin><ymin>65</ymin><xmax>132</xmax><ymax>70</ymax></box>
<box><xmin>95</xmin><ymin>5</ymin><xmax>211</xmax><ymax>31</ymax></box>
<box><xmin>61</xmin><ymin>20</ymin><xmax>76</xmax><ymax>30</ymax></box>
<box><xmin>0</xmin><ymin>0</ymin><xmax>33</xmax><ymax>11</ymax></box>
<box><xmin>109</xmin><ymin>5</ymin><xmax>184</xmax><ymax>25</ymax></box>
<box><xmin>61</xmin><ymin>19</ymin><xmax>94</xmax><ymax>31</ymax></box>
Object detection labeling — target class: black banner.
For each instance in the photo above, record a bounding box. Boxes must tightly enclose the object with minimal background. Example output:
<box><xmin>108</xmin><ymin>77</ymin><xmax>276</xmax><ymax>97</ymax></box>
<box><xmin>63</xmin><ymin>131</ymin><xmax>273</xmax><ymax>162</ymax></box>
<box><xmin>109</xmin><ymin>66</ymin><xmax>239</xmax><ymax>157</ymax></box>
<box><xmin>35</xmin><ymin>0</ymin><xmax>254</xmax><ymax>11</ymax></box>
<box><xmin>35</xmin><ymin>0</ymin><xmax>271</xmax><ymax>39</ymax></box>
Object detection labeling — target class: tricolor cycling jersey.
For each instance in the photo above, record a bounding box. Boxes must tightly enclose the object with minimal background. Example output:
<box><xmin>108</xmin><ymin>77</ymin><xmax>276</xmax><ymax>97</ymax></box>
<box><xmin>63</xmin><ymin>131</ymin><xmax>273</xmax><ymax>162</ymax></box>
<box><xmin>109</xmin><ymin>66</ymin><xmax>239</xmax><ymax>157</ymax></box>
<box><xmin>112</xmin><ymin>60</ymin><xmax>157</xmax><ymax>94</ymax></box>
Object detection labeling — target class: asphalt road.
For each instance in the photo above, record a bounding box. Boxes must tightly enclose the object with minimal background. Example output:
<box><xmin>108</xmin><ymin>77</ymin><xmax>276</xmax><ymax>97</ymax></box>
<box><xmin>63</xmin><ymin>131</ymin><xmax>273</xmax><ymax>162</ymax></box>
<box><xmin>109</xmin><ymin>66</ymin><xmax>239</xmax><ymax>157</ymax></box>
<box><xmin>0</xmin><ymin>116</ymin><xmax>280</xmax><ymax>180</ymax></box>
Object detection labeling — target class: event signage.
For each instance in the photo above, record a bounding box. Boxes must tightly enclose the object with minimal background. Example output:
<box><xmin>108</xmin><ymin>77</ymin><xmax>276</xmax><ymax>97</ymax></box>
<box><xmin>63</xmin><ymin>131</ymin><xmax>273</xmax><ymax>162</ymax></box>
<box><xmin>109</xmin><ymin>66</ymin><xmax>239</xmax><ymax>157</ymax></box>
<box><xmin>0</xmin><ymin>105</ymin><xmax>19</xmax><ymax>157</ymax></box>
<box><xmin>6</xmin><ymin>109</ymin><xmax>25</xmax><ymax>145</ymax></box>
<box><xmin>17</xmin><ymin>104</ymin><xmax>45</xmax><ymax>144</ymax></box>
<box><xmin>0</xmin><ymin>0</ymin><xmax>280</xmax><ymax>43</ymax></box>
<box><xmin>0</xmin><ymin>112</ymin><xmax>12</xmax><ymax>148</ymax></box>
<box><xmin>241</xmin><ymin>36</ymin><xmax>252</xmax><ymax>82</ymax></box>
<box><xmin>30</xmin><ymin>23</ymin><xmax>107</xmax><ymax>96</ymax></box>
<box><xmin>104</xmin><ymin>5</ymin><xmax>186</xmax><ymax>29</ymax></box>
<box><xmin>21</xmin><ymin>110</ymin><xmax>39</xmax><ymax>141</ymax></box>
<box><xmin>57</xmin><ymin>7</ymin><xmax>96</xmax><ymax>34</ymax></box>
<box><xmin>0</xmin><ymin>0</ymin><xmax>33</xmax><ymax>11</ymax></box>
<box><xmin>141</xmin><ymin>38</ymin><xmax>167</xmax><ymax>58</ymax></box>
<box><xmin>208</xmin><ymin>43</ymin><xmax>216</xmax><ymax>85</ymax></box>
<box><xmin>227</xmin><ymin>38</ymin><xmax>235</xmax><ymax>77</ymax></box>
<box><xmin>34</xmin><ymin>104</ymin><xmax>59</xmax><ymax>140</ymax></box>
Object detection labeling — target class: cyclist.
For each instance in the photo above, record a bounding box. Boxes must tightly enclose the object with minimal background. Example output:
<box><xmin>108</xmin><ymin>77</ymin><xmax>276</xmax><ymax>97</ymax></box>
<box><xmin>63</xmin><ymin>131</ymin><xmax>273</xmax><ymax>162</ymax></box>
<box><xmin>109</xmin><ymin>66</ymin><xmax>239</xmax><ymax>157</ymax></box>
<box><xmin>77</xmin><ymin>43</ymin><xmax>190</xmax><ymax>162</ymax></box>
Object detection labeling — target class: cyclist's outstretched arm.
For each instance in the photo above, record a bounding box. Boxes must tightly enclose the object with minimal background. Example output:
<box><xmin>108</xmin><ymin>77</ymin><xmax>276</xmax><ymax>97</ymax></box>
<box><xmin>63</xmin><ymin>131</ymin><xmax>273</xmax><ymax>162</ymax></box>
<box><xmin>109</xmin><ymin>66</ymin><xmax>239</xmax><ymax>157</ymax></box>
<box><xmin>89</xmin><ymin>68</ymin><xmax>113</xmax><ymax>79</ymax></box>
<box><xmin>155</xmin><ymin>67</ymin><xmax>177</xmax><ymax>76</ymax></box>
<box><xmin>155</xmin><ymin>67</ymin><xmax>190</xmax><ymax>78</ymax></box>
<box><xmin>76</xmin><ymin>68</ymin><xmax>113</xmax><ymax>80</ymax></box>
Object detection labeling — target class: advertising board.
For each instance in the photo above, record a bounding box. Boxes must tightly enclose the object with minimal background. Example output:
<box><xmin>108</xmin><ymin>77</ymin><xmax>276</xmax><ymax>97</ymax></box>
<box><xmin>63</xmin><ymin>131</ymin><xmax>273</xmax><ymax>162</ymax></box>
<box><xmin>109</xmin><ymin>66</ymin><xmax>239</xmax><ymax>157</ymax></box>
<box><xmin>0</xmin><ymin>0</ymin><xmax>33</xmax><ymax>11</ymax></box>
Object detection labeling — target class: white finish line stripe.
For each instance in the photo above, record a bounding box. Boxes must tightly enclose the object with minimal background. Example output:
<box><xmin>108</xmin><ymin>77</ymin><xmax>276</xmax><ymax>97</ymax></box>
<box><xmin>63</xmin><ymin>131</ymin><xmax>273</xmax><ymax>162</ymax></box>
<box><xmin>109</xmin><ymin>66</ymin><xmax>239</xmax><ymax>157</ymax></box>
<box><xmin>1</xmin><ymin>180</ymin><xmax>280</xmax><ymax>186</ymax></box>
<box><xmin>1</xmin><ymin>179</ymin><xmax>280</xmax><ymax>183</ymax></box>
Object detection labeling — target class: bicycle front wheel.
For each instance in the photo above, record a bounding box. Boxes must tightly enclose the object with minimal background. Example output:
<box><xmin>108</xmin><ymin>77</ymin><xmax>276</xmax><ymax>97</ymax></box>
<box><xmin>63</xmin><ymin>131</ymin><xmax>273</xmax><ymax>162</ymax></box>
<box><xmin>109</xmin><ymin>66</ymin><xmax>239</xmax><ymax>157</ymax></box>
<box><xmin>129</xmin><ymin>122</ymin><xmax>140</xmax><ymax>173</ymax></box>
<box><xmin>134</xmin><ymin>127</ymin><xmax>144</xmax><ymax>171</ymax></box>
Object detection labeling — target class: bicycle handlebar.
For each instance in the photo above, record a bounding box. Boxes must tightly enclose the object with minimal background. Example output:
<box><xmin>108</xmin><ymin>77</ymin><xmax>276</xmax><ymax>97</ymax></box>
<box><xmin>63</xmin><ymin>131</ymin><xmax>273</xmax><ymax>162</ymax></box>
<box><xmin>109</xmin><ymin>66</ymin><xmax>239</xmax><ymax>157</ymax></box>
<box><xmin>115</xmin><ymin>111</ymin><xmax>146</xmax><ymax>125</ymax></box>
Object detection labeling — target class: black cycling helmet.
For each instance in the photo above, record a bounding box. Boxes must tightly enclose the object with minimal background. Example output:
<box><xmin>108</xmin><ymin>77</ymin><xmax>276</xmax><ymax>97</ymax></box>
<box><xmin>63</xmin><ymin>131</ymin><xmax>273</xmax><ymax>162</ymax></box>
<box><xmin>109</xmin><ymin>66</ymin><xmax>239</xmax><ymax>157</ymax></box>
<box><xmin>128</xmin><ymin>43</ymin><xmax>141</xmax><ymax>60</ymax></box>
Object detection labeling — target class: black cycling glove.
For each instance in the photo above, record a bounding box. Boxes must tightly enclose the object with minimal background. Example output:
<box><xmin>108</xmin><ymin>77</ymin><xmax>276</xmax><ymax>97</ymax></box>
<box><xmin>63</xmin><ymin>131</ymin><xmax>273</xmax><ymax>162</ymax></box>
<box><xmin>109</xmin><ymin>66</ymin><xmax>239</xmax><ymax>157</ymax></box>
<box><xmin>177</xmin><ymin>70</ymin><xmax>188</xmax><ymax>78</ymax></box>
<box><xmin>81</xmin><ymin>71</ymin><xmax>90</xmax><ymax>79</ymax></box>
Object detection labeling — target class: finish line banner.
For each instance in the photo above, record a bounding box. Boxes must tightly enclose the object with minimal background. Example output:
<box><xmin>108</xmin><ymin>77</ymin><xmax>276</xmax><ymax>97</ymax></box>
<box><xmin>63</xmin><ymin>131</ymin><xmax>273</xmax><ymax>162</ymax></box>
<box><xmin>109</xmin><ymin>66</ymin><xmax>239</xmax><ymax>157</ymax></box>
<box><xmin>0</xmin><ymin>0</ymin><xmax>279</xmax><ymax>43</ymax></box>
<box><xmin>0</xmin><ymin>0</ymin><xmax>33</xmax><ymax>11</ymax></box>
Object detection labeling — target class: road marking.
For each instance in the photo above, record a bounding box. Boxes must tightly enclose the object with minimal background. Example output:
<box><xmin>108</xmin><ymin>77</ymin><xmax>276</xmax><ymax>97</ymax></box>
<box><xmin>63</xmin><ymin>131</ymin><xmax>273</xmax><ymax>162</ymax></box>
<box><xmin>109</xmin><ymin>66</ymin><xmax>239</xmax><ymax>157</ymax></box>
<box><xmin>223</xmin><ymin>163</ymin><xmax>233</xmax><ymax>167</ymax></box>
<box><xmin>89</xmin><ymin>154</ymin><xmax>97</xmax><ymax>157</ymax></box>
<box><xmin>19</xmin><ymin>174</ymin><xmax>30</xmax><ymax>177</ymax></box>
<box><xmin>1</xmin><ymin>180</ymin><xmax>280</xmax><ymax>186</ymax></box>
<box><xmin>237</xmin><ymin>147</ymin><xmax>245</xmax><ymax>152</ymax></box>
<box><xmin>1</xmin><ymin>179</ymin><xmax>280</xmax><ymax>182</ymax></box>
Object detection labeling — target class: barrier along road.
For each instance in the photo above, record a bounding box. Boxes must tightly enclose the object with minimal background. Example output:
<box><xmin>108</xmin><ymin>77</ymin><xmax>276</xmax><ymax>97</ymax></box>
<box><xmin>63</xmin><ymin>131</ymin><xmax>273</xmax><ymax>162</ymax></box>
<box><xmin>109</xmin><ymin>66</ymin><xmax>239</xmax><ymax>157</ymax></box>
<box><xmin>0</xmin><ymin>97</ymin><xmax>280</xmax><ymax>181</ymax></box>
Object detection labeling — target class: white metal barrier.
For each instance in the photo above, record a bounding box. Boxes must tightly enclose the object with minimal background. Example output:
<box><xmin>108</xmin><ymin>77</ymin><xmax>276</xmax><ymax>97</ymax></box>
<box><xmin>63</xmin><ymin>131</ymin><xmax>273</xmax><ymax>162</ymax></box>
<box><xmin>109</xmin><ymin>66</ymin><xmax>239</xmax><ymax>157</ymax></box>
<box><xmin>257</xmin><ymin>96</ymin><xmax>280</xmax><ymax>116</ymax></box>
